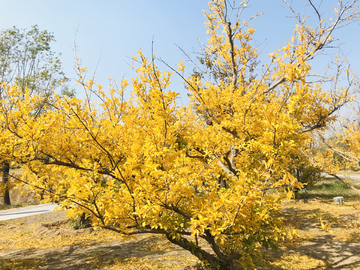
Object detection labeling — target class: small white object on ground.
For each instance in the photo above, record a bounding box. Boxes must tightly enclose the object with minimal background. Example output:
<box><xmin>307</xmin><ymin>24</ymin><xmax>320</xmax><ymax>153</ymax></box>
<box><xmin>333</xmin><ymin>196</ymin><xmax>344</xmax><ymax>205</ymax></box>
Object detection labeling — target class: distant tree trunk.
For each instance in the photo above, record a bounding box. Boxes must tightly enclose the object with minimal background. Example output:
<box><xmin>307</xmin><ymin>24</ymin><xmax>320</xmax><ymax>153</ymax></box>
<box><xmin>1</xmin><ymin>162</ymin><xmax>11</xmax><ymax>205</ymax></box>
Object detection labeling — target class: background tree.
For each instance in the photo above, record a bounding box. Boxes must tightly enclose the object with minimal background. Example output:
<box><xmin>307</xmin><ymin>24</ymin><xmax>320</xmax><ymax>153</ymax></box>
<box><xmin>0</xmin><ymin>25</ymin><xmax>70</xmax><ymax>205</ymax></box>
<box><xmin>315</xmin><ymin>105</ymin><xmax>360</xmax><ymax>175</ymax></box>
<box><xmin>1</xmin><ymin>0</ymin><xmax>359</xmax><ymax>269</ymax></box>
<box><xmin>307</xmin><ymin>80</ymin><xmax>360</xmax><ymax>192</ymax></box>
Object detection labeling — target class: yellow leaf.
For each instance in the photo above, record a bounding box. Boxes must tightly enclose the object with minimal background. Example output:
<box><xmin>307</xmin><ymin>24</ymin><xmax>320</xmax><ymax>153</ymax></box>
<box><xmin>177</xmin><ymin>61</ymin><xmax>185</xmax><ymax>72</ymax></box>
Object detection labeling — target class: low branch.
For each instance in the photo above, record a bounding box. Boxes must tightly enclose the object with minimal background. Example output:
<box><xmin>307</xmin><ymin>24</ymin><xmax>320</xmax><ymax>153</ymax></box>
<box><xmin>34</xmin><ymin>154</ymin><xmax>120</xmax><ymax>181</ymax></box>
<box><xmin>165</xmin><ymin>232</ymin><xmax>220</xmax><ymax>266</ymax></box>
<box><xmin>164</xmin><ymin>205</ymin><xmax>192</xmax><ymax>220</ymax></box>
<box><xmin>217</xmin><ymin>157</ymin><xmax>236</xmax><ymax>177</ymax></box>
<box><xmin>326</xmin><ymin>173</ymin><xmax>360</xmax><ymax>195</ymax></box>
<box><xmin>318</xmin><ymin>134</ymin><xmax>360</xmax><ymax>163</ymax></box>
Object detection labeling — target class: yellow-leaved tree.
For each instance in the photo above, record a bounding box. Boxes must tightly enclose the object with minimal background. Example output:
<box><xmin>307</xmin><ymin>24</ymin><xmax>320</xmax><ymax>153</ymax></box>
<box><xmin>1</xmin><ymin>0</ymin><xmax>359</xmax><ymax>269</ymax></box>
<box><xmin>313</xmin><ymin>98</ymin><xmax>360</xmax><ymax>191</ymax></box>
<box><xmin>0</xmin><ymin>25</ymin><xmax>72</xmax><ymax>205</ymax></box>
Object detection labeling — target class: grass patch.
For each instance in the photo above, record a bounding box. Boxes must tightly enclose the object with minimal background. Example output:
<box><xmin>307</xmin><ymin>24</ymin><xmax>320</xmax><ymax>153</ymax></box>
<box><xmin>311</xmin><ymin>179</ymin><xmax>349</xmax><ymax>192</ymax></box>
<box><xmin>300</xmin><ymin>177</ymin><xmax>360</xmax><ymax>200</ymax></box>
<box><xmin>0</xmin><ymin>201</ymin><xmax>39</xmax><ymax>211</ymax></box>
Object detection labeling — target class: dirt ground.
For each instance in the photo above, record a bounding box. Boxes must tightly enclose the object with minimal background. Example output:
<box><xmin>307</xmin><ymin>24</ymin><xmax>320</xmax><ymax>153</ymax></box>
<box><xmin>265</xmin><ymin>204</ymin><xmax>360</xmax><ymax>269</ymax></box>
<box><xmin>0</xmin><ymin>211</ymin><xmax>203</xmax><ymax>270</ymax></box>
<box><xmin>2</xmin><ymin>174</ymin><xmax>360</xmax><ymax>269</ymax></box>
<box><xmin>1</xmin><ymin>203</ymin><xmax>360</xmax><ymax>270</ymax></box>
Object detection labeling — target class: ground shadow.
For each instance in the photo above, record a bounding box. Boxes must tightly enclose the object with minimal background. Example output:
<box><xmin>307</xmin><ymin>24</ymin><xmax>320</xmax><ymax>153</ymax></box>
<box><xmin>265</xmin><ymin>233</ymin><xmax>360</xmax><ymax>269</ymax></box>
<box><xmin>0</xmin><ymin>235</ymin><xmax>199</xmax><ymax>270</ymax></box>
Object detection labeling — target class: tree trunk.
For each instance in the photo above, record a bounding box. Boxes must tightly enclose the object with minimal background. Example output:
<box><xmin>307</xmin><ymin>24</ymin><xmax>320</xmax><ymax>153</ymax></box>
<box><xmin>296</xmin><ymin>169</ymin><xmax>301</xmax><ymax>182</ymax></box>
<box><xmin>165</xmin><ymin>233</ymin><xmax>220</xmax><ymax>267</ymax></box>
<box><xmin>165</xmin><ymin>233</ymin><xmax>238</xmax><ymax>269</ymax></box>
<box><xmin>1</xmin><ymin>162</ymin><xmax>11</xmax><ymax>205</ymax></box>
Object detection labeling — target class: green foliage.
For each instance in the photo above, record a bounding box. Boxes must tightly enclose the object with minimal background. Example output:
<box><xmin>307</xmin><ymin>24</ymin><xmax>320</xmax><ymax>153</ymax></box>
<box><xmin>60</xmin><ymin>85</ymin><xmax>77</xmax><ymax>99</ymax></box>
<box><xmin>312</xmin><ymin>179</ymin><xmax>349</xmax><ymax>192</ymax></box>
<box><xmin>0</xmin><ymin>25</ymin><xmax>70</xmax><ymax>113</ymax></box>
<box><xmin>201</xmin><ymin>260</ymin><xmax>223</xmax><ymax>270</ymax></box>
<box><xmin>0</xmin><ymin>25</ymin><xmax>71</xmax><ymax>205</ymax></box>
<box><xmin>69</xmin><ymin>213</ymin><xmax>92</xmax><ymax>230</ymax></box>
<box><xmin>290</xmin><ymin>154</ymin><xmax>322</xmax><ymax>190</ymax></box>
<box><xmin>295</xmin><ymin>164</ymin><xmax>322</xmax><ymax>187</ymax></box>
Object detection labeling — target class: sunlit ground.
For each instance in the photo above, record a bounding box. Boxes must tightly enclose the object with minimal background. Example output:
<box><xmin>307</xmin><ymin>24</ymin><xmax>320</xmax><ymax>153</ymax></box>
<box><xmin>1</xmin><ymin>177</ymin><xmax>360</xmax><ymax>269</ymax></box>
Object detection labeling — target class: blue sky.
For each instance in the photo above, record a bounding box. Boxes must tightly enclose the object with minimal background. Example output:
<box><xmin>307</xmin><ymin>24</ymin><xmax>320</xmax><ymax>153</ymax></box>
<box><xmin>0</xmin><ymin>0</ymin><xmax>359</xmax><ymax>103</ymax></box>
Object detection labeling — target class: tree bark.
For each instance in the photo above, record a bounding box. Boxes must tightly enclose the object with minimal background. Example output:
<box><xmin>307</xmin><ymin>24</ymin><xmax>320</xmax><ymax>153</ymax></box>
<box><xmin>1</xmin><ymin>162</ymin><xmax>11</xmax><ymax>205</ymax></box>
<box><xmin>165</xmin><ymin>233</ymin><xmax>220</xmax><ymax>267</ymax></box>
<box><xmin>165</xmin><ymin>233</ymin><xmax>237</xmax><ymax>270</ymax></box>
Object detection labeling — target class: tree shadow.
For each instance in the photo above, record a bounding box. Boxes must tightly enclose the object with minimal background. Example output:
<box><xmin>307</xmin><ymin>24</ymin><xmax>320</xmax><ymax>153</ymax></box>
<box><xmin>272</xmin><ymin>200</ymin><xmax>360</xmax><ymax>269</ymax></box>
<box><xmin>0</xmin><ymin>235</ymin><xmax>198</xmax><ymax>270</ymax></box>
<box><xmin>0</xmin><ymin>257</ymin><xmax>45</xmax><ymax>270</ymax></box>
<box><xmin>267</xmin><ymin>234</ymin><xmax>360</xmax><ymax>269</ymax></box>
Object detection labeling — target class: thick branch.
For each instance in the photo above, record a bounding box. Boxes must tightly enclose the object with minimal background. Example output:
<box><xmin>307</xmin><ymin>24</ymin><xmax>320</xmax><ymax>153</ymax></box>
<box><xmin>229</xmin><ymin>146</ymin><xmax>239</xmax><ymax>171</ymax></box>
<box><xmin>164</xmin><ymin>205</ymin><xmax>192</xmax><ymax>220</ymax></box>
<box><xmin>318</xmin><ymin>134</ymin><xmax>360</xmax><ymax>163</ymax></box>
<box><xmin>34</xmin><ymin>155</ymin><xmax>120</xmax><ymax>181</ymax></box>
<box><xmin>165</xmin><ymin>233</ymin><xmax>219</xmax><ymax>265</ymax></box>
<box><xmin>217</xmin><ymin>157</ymin><xmax>236</xmax><ymax>177</ymax></box>
<box><xmin>226</xmin><ymin>22</ymin><xmax>238</xmax><ymax>88</ymax></box>
<box><xmin>327</xmin><ymin>173</ymin><xmax>360</xmax><ymax>195</ymax></box>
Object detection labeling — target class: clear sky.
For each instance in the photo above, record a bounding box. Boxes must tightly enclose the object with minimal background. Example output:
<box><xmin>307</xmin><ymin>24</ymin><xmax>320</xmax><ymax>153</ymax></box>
<box><xmin>0</xmin><ymin>0</ymin><xmax>359</xmax><ymax>103</ymax></box>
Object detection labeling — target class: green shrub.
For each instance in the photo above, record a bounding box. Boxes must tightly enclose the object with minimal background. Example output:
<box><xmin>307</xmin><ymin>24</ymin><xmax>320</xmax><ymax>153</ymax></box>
<box><xmin>69</xmin><ymin>213</ymin><xmax>92</xmax><ymax>230</ymax></box>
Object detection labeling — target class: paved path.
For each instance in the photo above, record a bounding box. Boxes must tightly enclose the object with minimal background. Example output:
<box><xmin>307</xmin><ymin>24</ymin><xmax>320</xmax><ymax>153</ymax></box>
<box><xmin>321</xmin><ymin>173</ymin><xmax>360</xmax><ymax>181</ymax></box>
<box><xmin>0</xmin><ymin>203</ymin><xmax>57</xmax><ymax>221</ymax></box>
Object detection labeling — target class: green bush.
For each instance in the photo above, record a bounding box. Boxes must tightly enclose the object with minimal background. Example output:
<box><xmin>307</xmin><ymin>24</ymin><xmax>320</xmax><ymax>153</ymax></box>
<box><xmin>69</xmin><ymin>213</ymin><xmax>92</xmax><ymax>230</ymax></box>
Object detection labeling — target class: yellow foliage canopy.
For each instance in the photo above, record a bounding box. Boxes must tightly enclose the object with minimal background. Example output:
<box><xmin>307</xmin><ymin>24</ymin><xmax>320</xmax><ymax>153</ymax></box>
<box><xmin>1</xmin><ymin>0</ymin><xmax>358</xmax><ymax>269</ymax></box>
